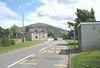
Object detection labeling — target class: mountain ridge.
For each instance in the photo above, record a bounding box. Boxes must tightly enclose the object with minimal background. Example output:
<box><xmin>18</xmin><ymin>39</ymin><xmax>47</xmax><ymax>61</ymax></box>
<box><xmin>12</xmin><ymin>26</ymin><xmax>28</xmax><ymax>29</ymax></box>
<box><xmin>24</xmin><ymin>23</ymin><xmax>67</xmax><ymax>37</ymax></box>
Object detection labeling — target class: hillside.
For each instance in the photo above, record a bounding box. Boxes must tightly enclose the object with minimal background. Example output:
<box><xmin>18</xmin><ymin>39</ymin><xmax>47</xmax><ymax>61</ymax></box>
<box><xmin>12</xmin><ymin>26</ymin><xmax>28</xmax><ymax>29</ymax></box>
<box><xmin>24</xmin><ymin>23</ymin><xmax>67</xmax><ymax>37</ymax></box>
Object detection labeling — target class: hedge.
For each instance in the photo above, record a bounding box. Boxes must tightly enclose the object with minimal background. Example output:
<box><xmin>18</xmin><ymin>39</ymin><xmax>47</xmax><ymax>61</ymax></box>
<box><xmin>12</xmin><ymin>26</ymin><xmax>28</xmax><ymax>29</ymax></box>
<box><xmin>0</xmin><ymin>38</ymin><xmax>15</xmax><ymax>47</ymax></box>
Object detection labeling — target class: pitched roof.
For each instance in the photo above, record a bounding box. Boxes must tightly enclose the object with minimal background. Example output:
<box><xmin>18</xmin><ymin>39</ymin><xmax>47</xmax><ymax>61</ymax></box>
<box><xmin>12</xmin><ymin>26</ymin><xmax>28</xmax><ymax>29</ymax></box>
<box><xmin>28</xmin><ymin>28</ymin><xmax>48</xmax><ymax>33</ymax></box>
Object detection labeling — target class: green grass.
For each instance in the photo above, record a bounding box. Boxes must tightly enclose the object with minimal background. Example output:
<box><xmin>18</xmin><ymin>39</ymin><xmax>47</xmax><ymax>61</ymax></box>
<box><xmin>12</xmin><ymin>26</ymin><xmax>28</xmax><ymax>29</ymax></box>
<box><xmin>0</xmin><ymin>40</ymin><xmax>42</xmax><ymax>54</ymax></box>
<box><xmin>71</xmin><ymin>51</ymin><xmax>100</xmax><ymax>68</ymax></box>
<box><xmin>66</xmin><ymin>40</ymin><xmax>78</xmax><ymax>49</ymax></box>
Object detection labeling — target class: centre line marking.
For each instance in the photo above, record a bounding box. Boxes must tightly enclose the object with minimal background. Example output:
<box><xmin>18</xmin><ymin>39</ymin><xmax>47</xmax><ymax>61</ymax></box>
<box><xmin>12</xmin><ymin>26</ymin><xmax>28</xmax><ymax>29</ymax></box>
<box><xmin>7</xmin><ymin>54</ymin><xmax>35</xmax><ymax>68</ymax></box>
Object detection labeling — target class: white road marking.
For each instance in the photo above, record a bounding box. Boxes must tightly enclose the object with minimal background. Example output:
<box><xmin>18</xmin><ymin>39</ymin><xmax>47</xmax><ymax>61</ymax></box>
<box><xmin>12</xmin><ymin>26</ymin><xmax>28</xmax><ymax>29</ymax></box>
<box><xmin>39</xmin><ymin>47</ymin><xmax>47</xmax><ymax>52</ymax></box>
<box><xmin>42</xmin><ymin>50</ymin><xmax>47</xmax><ymax>53</ymax></box>
<box><xmin>51</xmin><ymin>51</ymin><xmax>54</xmax><ymax>53</ymax></box>
<box><xmin>20</xmin><ymin>63</ymin><xmax>37</xmax><ymax>65</ymax></box>
<box><xmin>47</xmin><ymin>50</ymin><xmax>52</xmax><ymax>53</ymax></box>
<box><xmin>54</xmin><ymin>64</ymin><xmax>67</xmax><ymax>67</ymax></box>
<box><xmin>7</xmin><ymin>54</ymin><xmax>35</xmax><ymax>68</ymax></box>
<box><xmin>55</xmin><ymin>51</ymin><xmax>60</xmax><ymax>54</ymax></box>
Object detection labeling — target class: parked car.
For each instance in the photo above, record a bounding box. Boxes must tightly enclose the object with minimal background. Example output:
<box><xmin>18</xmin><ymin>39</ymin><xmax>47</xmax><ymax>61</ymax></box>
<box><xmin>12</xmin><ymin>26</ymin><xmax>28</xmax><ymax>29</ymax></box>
<box><xmin>54</xmin><ymin>37</ymin><xmax>58</xmax><ymax>41</ymax></box>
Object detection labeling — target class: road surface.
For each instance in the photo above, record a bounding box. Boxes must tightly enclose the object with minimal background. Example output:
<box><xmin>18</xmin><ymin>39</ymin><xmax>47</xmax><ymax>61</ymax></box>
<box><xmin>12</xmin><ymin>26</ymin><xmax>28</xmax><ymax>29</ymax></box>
<box><xmin>0</xmin><ymin>40</ymin><xmax>69</xmax><ymax>68</ymax></box>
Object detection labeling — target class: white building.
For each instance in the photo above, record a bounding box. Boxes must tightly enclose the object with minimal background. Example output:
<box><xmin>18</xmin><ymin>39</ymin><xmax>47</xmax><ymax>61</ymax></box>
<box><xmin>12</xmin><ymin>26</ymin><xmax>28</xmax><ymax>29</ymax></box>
<box><xmin>26</xmin><ymin>28</ymin><xmax>48</xmax><ymax>41</ymax></box>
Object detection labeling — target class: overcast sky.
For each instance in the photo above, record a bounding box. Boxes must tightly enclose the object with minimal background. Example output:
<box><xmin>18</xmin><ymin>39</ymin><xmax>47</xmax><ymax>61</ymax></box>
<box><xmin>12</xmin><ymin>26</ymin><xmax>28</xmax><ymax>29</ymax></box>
<box><xmin>0</xmin><ymin>0</ymin><xmax>100</xmax><ymax>30</ymax></box>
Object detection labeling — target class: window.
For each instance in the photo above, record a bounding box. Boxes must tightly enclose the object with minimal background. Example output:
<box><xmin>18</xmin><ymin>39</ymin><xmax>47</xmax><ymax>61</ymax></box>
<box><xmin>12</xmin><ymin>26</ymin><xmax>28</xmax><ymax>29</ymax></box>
<box><xmin>43</xmin><ymin>32</ymin><xmax>45</xmax><ymax>34</ymax></box>
<box><xmin>35</xmin><ymin>36</ymin><xmax>38</xmax><ymax>39</ymax></box>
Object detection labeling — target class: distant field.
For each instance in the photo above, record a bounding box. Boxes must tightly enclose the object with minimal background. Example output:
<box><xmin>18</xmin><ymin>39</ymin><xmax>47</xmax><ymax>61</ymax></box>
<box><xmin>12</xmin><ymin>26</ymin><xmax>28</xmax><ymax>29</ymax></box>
<box><xmin>71</xmin><ymin>51</ymin><xmax>100</xmax><ymax>68</ymax></box>
<box><xmin>0</xmin><ymin>40</ymin><xmax>42</xmax><ymax>54</ymax></box>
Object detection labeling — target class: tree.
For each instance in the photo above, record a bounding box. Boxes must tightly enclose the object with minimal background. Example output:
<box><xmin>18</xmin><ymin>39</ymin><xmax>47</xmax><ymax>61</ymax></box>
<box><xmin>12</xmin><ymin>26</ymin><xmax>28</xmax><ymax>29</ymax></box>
<box><xmin>48</xmin><ymin>29</ymin><xmax>55</xmax><ymax>38</ymax></box>
<box><xmin>62</xmin><ymin>33</ymin><xmax>70</xmax><ymax>39</ymax></box>
<box><xmin>68</xmin><ymin>22</ymin><xmax>74</xmax><ymax>30</ymax></box>
<box><xmin>0</xmin><ymin>27</ymin><xmax>15</xmax><ymax>47</ymax></box>
<box><xmin>74</xmin><ymin>8</ymin><xmax>96</xmax><ymax>39</ymax></box>
<box><xmin>25</xmin><ymin>26</ymin><xmax>30</xmax><ymax>32</ymax></box>
<box><xmin>0</xmin><ymin>27</ymin><xmax>5</xmax><ymax>38</ymax></box>
<box><xmin>90</xmin><ymin>8</ymin><xmax>96</xmax><ymax>21</ymax></box>
<box><xmin>10</xmin><ymin>24</ymin><xmax>19</xmax><ymax>38</ymax></box>
<box><xmin>4</xmin><ymin>29</ymin><xmax>11</xmax><ymax>38</ymax></box>
<box><xmin>67</xmin><ymin>22</ymin><xmax>74</xmax><ymax>39</ymax></box>
<box><xmin>75</xmin><ymin>8</ymin><xmax>96</xmax><ymax>24</ymax></box>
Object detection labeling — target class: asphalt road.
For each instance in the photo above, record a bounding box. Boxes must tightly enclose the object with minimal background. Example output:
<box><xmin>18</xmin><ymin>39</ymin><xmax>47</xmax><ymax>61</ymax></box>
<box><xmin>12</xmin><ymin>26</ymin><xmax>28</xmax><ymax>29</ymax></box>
<box><xmin>0</xmin><ymin>40</ymin><xmax>68</xmax><ymax>68</ymax></box>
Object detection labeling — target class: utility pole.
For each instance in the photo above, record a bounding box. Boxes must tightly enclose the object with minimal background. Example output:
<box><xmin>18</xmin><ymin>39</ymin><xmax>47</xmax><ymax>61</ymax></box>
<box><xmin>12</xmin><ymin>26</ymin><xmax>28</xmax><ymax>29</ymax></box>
<box><xmin>22</xmin><ymin>13</ymin><xmax>25</xmax><ymax>42</ymax></box>
<box><xmin>22</xmin><ymin>13</ymin><xmax>24</xmax><ymax>30</ymax></box>
<box><xmin>74</xmin><ymin>23</ymin><xmax>76</xmax><ymax>47</ymax></box>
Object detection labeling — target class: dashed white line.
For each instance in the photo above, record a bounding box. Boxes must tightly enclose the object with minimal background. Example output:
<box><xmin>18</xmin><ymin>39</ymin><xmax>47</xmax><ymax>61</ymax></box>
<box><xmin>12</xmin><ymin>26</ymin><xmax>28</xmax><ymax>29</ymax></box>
<box><xmin>7</xmin><ymin>54</ymin><xmax>35</xmax><ymax>68</ymax></box>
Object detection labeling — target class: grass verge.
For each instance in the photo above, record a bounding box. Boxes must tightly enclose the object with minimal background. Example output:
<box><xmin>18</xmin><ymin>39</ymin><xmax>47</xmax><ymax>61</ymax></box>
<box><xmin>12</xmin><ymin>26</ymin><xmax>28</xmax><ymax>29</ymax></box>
<box><xmin>66</xmin><ymin>40</ymin><xmax>78</xmax><ymax>49</ymax></box>
<box><xmin>71</xmin><ymin>51</ymin><xmax>100</xmax><ymax>68</ymax></box>
<box><xmin>0</xmin><ymin>40</ymin><xmax>42</xmax><ymax>54</ymax></box>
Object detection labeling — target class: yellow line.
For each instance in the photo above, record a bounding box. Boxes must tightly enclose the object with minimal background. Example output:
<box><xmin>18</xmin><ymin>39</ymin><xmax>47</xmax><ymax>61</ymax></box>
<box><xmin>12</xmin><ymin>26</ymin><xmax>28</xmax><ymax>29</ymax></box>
<box><xmin>54</xmin><ymin>64</ymin><xmax>67</xmax><ymax>67</ymax></box>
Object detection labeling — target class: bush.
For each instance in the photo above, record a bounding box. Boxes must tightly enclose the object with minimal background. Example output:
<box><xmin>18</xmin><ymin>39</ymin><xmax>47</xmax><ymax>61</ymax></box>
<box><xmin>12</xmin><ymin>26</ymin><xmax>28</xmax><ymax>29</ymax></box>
<box><xmin>10</xmin><ymin>40</ymin><xmax>15</xmax><ymax>45</ymax></box>
<box><xmin>0</xmin><ymin>39</ymin><xmax>2</xmax><ymax>46</ymax></box>
<box><xmin>2</xmin><ymin>38</ymin><xmax>11</xmax><ymax>46</ymax></box>
<box><xmin>0</xmin><ymin>38</ymin><xmax>15</xmax><ymax>47</ymax></box>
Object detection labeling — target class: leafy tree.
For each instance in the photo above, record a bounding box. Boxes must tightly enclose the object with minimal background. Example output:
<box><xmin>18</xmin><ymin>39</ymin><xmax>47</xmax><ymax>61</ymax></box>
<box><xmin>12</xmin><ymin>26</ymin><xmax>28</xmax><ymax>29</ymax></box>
<box><xmin>0</xmin><ymin>27</ymin><xmax>10</xmax><ymax>38</ymax></box>
<box><xmin>68</xmin><ymin>22</ymin><xmax>74</xmax><ymax>31</ymax></box>
<box><xmin>75</xmin><ymin>8</ymin><xmax>96</xmax><ymax>24</ymax></box>
<box><xmin>48</xmin><ymin>29</ymin><xmax>55</xmax><ymax>38</ymax></box>
<box><xmin>25</xmin><ymin>26</ymin><xmax>30</xmax><ymax>32</ymax></box>
<box><xmin>67</xmin><ymin>22</ymin><xmax>75</xmax><ymax>39</ymax></box>
<box><xmin>62</xmin><ymin>33</ymin><xmax>67</xmax><ymax>40</ymax></box>
<box><xmin>74</xmin><ymin>8</ymin><xmax>96</xmax><ymax>39</ymax></box>
<box><xmin>0</xmin><ymin>27</ymin><xmax>4</xmax><ymax>38</ymax></box>
<box><xmin>62</xmin><ymin>33</ymin><xmax>70</xmax><ymax>39</ymax></box>
<box><xmin>10</xmin><ymin>24</ymin><xmax>20</xmax><ymax>38</ymax></box>
<box><xmin>0</xmin><ymin>27</ymin><xmax>15</xmax><ymax>47</ymax></box>
<box><xmin>90</xmin><ymin>8</ymin><xmax>96</xmax><ymax>21</ymax></box>
<box><xmin>4</xmin><ymin>29</ymin><xmax>11</xmax><ymax>38</ymax></box>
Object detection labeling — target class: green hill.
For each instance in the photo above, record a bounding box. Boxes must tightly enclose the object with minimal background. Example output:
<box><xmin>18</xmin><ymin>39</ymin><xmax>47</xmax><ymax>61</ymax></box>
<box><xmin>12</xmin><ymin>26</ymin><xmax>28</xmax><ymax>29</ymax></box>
<box><xmin>24</xmin><ymin>23</ymin><xmax>67</xmax><ymax>37</ymax></box>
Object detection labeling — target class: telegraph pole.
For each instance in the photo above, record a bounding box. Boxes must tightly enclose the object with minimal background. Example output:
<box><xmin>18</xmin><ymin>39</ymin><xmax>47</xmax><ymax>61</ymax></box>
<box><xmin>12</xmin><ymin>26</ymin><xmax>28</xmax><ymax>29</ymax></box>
<box><xmin>22</xmin><ymin>13</ymin><xmax>24</xmax><ymax>30</ymax></box>
<box><xmin>74</xmin><ymin>23</ymin><xmax>76</xmax><ymax>47</ymax></box>
<box><xmin>22</xmin><ymin>13</ymin><xmax>25</xmax><ymax>42</ymax></box>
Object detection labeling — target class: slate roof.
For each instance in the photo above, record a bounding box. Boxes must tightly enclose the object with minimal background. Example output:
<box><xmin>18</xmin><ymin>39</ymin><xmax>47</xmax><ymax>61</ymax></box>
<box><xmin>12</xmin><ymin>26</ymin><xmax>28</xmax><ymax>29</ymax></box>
<box><xmin>28</xmin><ymin>28</ymin><xmax>48</xmax><ymax>33</ymax></box>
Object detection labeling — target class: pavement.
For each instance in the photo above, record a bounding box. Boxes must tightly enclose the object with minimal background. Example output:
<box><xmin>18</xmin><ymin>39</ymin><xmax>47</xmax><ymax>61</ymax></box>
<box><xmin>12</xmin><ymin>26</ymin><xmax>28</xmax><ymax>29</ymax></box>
<box><xmin>0</xmin><ymin>40</ymin><xmax>69</xmax><ymax>68</ymax></box>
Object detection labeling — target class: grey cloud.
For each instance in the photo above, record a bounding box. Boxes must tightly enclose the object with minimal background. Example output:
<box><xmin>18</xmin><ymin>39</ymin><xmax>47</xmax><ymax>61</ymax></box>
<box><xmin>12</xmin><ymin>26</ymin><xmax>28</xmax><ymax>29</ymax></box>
<box><xmin>38</xmin><ymin>12</ymin><xmax>46</xmax><ymax>17</ymax></box>
<box><xmin>57</xmin><ymin>0</ymin><xmax>78</xmax><ymax>4</ymax></box>
<box><xmin>38</xmin><ymin>11</ymin><xmax>74</xmax><ymax>20</ymax></box>
<box><xmin>50</xmin><ymin>16</ymin><xmax>74</xmax><ymax>20</ymax></box>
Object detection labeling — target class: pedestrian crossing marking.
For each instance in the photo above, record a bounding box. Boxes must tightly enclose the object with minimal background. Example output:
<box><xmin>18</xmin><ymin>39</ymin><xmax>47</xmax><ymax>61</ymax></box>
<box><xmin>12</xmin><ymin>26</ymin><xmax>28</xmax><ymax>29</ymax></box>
<box><xmin>38</xmin><ymin>45</ymin><xmax>68</xmax><ymax>54</ymax></box>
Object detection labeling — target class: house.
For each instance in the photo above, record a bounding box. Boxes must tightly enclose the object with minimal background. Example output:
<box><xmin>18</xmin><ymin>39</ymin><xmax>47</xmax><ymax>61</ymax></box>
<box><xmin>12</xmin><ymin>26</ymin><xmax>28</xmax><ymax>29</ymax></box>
<box><xmin>78</xmin><ymin>22</ymin><xmax>100</xmax><ymax>51</ymax></box>
<box><xmin>25</xmin><ymin>27</ymin><xmax>48</xmax><ymax>41</ymax></box>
